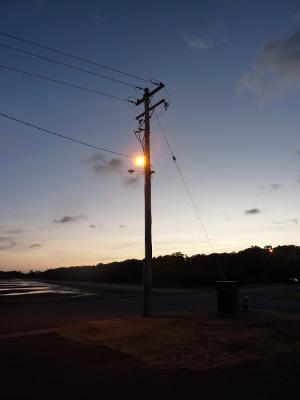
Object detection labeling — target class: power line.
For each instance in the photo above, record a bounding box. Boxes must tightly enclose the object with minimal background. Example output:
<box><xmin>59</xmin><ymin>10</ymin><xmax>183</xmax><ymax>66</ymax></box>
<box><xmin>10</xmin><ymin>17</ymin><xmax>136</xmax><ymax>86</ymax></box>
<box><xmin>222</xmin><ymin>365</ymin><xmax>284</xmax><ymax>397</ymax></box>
<box><xmin>0</xmin><ymin>31</ymin><xmax>155</xmax><ymax>85</ymax></box>
<box><xmin>156</xmin><ymin>114</ymin><xmax>214</xmax><ymax>249</ymax></box>
<box><xmin>0</xmin><ymin>112</ymin><xmax>132</xmax><ymax>159</ymax></box>
<box><xmin>0</xmin><ymin>64</ymin><xmax>134</xmax><ymax>103</ymax></box>
<box><xmin>154</xmin><ymin>113</ymin><xmax>226</xmax><ymax>279</ymax></box>
<box><xmin>0</xmin><ymin>42</ymin><xmax>137</xmax><ymax>89</ymax></box>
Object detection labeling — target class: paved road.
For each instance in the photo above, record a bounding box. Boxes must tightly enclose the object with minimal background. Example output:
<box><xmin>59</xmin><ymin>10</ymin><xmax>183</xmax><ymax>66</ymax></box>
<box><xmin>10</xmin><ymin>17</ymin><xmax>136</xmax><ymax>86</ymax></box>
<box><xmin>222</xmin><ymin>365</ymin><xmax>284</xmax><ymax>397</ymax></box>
<box><xmin>0</xmin><ymin>283</ymin><xmax>299</xmax><ymax>334</ymax></box>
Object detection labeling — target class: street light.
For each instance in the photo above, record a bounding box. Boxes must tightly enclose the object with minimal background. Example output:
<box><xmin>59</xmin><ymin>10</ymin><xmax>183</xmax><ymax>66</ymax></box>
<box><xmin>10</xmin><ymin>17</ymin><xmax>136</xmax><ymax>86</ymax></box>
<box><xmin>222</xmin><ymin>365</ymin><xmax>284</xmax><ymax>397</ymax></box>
<box><xmin>135</xmin><ymin>156</ymin><xmax>145</xmax><ymax>167</ymax></box>
<box><xmin>128</xmin><ymin>156</ymin><xmax>154</xmax><ymax>175</ymax></box>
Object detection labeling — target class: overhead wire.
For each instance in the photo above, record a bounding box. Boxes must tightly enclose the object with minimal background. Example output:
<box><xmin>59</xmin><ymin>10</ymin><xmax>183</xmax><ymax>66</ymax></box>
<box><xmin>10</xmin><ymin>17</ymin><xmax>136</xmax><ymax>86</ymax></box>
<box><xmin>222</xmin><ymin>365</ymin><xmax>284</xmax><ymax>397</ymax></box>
<box><xmin>0</xmin><ymin>64</ymin><xmax>134</xmax><ymax>103</ymax></box>
<box><xmin>134</xmin><ymin>129</ymin><xmax>145</xmax><ymax>152</ymax></box>
<box><xmin>0</xmin><ymin>32</ymin><xmax>224</xmax><ymax>275</ymax></box>
<box><xmin>0</xmin><ymin>31</ymin><xmax>155</xmax><ymax>85</ymax></box>
<box><xmin>154</xmin><ymin>112</ymin><xmax>226</xmax><ymax>280</ymax></box>
<box><xmin>0</xmin><ymin>112</ymin><xmax>132</xmax><ymax>159</ymax></box>
<box><xmin>0</xmin><ymin>42</ymin><xmax>137</xmax><ymax>89</ymax></box>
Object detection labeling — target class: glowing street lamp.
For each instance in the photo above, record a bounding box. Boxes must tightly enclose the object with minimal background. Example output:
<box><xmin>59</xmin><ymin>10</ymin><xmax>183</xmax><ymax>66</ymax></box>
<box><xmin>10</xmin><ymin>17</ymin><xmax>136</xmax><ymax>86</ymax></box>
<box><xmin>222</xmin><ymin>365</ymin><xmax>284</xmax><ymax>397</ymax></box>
<box><xmin>128</xmin><ymin>156</ymin><xmax>150</xmax><ymax>174</ymax></box>
<box><xmin>135</xmin><ymin>156</ymin><xmax>145</xmax><ymax>167</ymax></box>
<box><xmin>128</xmin><ymin>156</ymin><xmax>144</xmax><ymax>175</ymax></box>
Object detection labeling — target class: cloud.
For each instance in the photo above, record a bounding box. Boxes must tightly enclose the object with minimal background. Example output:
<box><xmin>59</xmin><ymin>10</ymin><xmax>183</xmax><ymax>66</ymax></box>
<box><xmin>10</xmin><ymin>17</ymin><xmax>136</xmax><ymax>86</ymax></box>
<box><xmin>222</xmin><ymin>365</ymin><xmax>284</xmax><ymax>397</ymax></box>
<box><xmin>123</xmin><ymin>175</ymin><xmax>141</xmax><ymax>188</ymax></box>
<box><xmin>184</xmin><ymin>33</ymin><xmax>214</xmax><ymax>50</ymax></box>
<box><xmin>269</xmin><ymin>183</ymin><xmax>282</xmax><ymax>191</ymax></box>
<box><xmin>119</xmin><ymin>224</ymin><xmax>127</xmax><ymax>229</ymax></box>
<box><xmin>273</xmin><ymin>218</ymin><xmax>298</xmax><ymax>225</ymax></box>
<box><xmin>245</xmin><ymin>208</ymin><xmax>261</xmax><ymax>215</ymax></box>
<box><xmin>89</xmin><ymin>223</ymin><xmax>104</xmax><ymax>230</ymax></box>
<box><xmin>29</xmin><ymin>243</ymin><xmax>42</xmax><ymax>248</ymax></box>
<box><xmin>53</xmin><ymin>215</ymin><xmax>86</xmax><ymax>224</ymax></box>
<box><xmin>257</xmin><ymin>183</ymin><xmax>282</xmax><ymax>195</ymax></box>
<box><xmin>83</xmin><ymin>153</ymin><xmax>141</xmax><ymax>188</ymax></box>
<box><xmin>2</xmin><ymin>228</ymin><xmax>23</xmax><ymax>234</ymax></box>
<box><xmin>238</xmin><ymin>30</ymin><xmax>300</xmax><ymax>103</ymax></box>
<box><xmin>0</xmin><ymin>236</ymin><xmax>16</xmax><ymax>250</ymax></box>
<box><xmin>84</xmin><ymin>153</ymin><xmax>141</xmax><ymax>188</ymax></box>
<box><xmin>83</xmin><ymin>154</ymin><xmax>124</xmax><ymax>175</ymax></box>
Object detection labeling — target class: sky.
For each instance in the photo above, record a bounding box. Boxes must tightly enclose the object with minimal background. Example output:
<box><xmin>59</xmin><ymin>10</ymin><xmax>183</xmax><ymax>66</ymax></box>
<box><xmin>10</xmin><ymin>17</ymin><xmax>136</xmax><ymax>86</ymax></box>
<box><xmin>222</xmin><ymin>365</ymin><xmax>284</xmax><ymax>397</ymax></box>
<box><xmin>1</xmin><ymin>0</ymin><xmax>300</xmax><ymax>271</ymax></box>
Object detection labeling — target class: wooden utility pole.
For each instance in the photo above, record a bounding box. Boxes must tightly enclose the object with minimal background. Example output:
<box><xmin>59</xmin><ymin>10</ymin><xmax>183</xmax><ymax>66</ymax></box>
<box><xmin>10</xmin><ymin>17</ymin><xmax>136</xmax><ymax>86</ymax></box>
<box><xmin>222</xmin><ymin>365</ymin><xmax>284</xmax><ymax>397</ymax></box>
<box><xmin>143</xmin><ymin>88</ymin><xmax>152</xmax><ymax>317</ymax></box>
<box><xmin>135</xmin><ymin>83</ymin><xmax>166</xmax><ymax>317</ymax></box>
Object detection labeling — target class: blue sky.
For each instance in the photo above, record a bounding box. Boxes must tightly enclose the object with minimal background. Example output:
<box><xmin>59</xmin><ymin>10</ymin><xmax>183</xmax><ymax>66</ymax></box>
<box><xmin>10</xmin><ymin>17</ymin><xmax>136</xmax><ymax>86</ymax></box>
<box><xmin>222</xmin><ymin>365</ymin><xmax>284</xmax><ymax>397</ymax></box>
<box><xmin>1</xmin><ymin>0</ymin><xmax>300</xmax><ymax>270</ymax></box>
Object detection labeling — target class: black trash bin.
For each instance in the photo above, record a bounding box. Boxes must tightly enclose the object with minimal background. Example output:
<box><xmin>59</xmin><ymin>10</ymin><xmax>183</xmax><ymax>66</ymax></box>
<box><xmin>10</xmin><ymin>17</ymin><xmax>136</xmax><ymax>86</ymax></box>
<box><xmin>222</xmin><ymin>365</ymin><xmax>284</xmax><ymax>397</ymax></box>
<box><xmin>216</xmin><ymin>281</ymin><xmax>239</xmax><ymax>316</ymax></box>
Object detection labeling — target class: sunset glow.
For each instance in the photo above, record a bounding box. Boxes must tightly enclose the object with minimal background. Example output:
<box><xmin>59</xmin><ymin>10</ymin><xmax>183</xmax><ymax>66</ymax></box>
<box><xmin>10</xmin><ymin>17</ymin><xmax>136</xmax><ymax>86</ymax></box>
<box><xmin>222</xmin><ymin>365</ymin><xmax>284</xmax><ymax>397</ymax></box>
<box><xmin>0</xmin><ymin>1</ymin><xmax>300</xmax><ymax>272</ymax></box>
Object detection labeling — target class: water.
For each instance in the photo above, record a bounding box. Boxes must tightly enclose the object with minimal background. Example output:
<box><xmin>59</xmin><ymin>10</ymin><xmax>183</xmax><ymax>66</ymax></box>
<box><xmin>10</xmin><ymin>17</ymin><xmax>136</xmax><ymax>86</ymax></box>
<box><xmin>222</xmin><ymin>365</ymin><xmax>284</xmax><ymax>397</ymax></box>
<box><xmin>0</xmin><ymin>279</ymin><xmax>81</xmax><ymax>298</ymax></box>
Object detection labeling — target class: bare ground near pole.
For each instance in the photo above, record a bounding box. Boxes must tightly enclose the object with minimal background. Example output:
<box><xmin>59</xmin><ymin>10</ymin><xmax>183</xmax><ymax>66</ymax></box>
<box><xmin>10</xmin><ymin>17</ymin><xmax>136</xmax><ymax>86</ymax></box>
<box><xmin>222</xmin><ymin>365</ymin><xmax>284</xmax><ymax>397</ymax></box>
<box><xmin>2</xmin><ymin>309</ymin><xmax>300</xmax><ymax>399</ymax></box>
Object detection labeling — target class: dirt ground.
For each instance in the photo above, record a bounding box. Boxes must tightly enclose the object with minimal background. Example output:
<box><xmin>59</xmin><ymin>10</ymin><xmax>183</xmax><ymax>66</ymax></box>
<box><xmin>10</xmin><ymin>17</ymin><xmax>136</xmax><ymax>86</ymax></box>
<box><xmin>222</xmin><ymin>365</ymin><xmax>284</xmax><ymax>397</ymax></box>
<box><xmin>2</xmin><ymin>310</ymin><xmax>300</xmax><ymax>399</ymax></box>
<box><xmin>58</xmin><ymin>309</ymin><xmax>300</xmax><ymax>370</ymax></box>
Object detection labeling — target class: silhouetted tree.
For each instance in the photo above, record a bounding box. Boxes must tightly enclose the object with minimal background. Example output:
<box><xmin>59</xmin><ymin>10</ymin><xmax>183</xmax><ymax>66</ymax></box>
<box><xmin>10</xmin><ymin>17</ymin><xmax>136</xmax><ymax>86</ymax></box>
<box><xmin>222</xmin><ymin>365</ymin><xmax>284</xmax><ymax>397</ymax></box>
<box><xmin>1</xmin><ymin>245</ymin><xmax>299</xmax><ymax>286</ymax></box>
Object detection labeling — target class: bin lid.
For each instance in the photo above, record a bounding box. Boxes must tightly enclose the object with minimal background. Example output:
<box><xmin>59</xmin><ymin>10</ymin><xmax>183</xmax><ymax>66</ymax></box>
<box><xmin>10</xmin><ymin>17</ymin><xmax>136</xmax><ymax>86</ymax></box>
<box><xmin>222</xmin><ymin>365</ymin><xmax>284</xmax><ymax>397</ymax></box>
<box><xmin>216</xmin><ymin>281</ymin><xmax>239</xmax><ymax>286</ymax></box>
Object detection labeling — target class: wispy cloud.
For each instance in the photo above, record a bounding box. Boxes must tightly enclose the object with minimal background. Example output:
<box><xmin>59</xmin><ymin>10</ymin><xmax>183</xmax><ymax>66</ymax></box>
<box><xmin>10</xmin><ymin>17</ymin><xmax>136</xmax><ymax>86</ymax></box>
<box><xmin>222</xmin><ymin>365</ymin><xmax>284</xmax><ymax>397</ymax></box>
<box><xmin>119</xmin><ymin>224</ymin><xmax>127</xmax><ymax>229</ymax></box>
<box><xmin>83</xmin><ymin>153</ymin><xmax>124</xmax><ymax>175</ymax></box>
<box><xmin>2</xmin><ymin>228</ymin><xmax>23</xmax><ymax>234</ymax></box>
<box><xmin>0</xmin><ymin>236</ymin><xmax>16</xmax><ymax>250</ymax></box>
<box><xmin>269</xmin><ymin>183</ymin><xmax>282</xmax><ymax>191</ymax></box>
<box><xmin>238</xmin><ymin>30</ymin><xmax>300</xmax><ymax>103</ymax></box>
<box><xmin>245</xmin><ymin>208</ymin><xmax>261</xmax><ymax>215</ymax></box>
<box><xmin>83</xmin><ymin>153</ymin><xmax>141</xmax><ymax>188</ymax></box>
<box><xmin>273</xmin><ymin>218</ymin><xmax>298</xmax><ymax>225</ymax></box>
<box><xmin>184</xmin><ymin>33</ymin><xmax>214</xmax><ymax>50</ymax></box>
<box><xmin>29</xmin><ymin>243</ymin><xmax>42</xmax><ymax>248</ymax></box>
<box><xmin>123</xmin><ymin>175</ymin><xmax>141</xmax><ymax>188</ymax></box>
<box><xmin>53</xmin><ymin>215</ymin><xmax>86</xmax><ymax>224</ymax></box>
<box><xmin>89</xmin><ymin>223</ymin><xmax>104</xmax><ymax>230</ymax></box>
<box><xmin>257</xmin><ymin>183</ymin><xmax>282</xmax><ymax>195</ymax></box>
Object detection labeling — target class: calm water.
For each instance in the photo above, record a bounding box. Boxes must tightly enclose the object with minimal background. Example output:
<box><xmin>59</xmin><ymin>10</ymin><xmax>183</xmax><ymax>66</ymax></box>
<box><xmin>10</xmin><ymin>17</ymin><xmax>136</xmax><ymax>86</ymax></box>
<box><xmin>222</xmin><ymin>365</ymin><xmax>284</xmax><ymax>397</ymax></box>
<box><xmin>0</xmin><ymin>279</ymin><xmax>81</xmax><ymax>298</ymax></box>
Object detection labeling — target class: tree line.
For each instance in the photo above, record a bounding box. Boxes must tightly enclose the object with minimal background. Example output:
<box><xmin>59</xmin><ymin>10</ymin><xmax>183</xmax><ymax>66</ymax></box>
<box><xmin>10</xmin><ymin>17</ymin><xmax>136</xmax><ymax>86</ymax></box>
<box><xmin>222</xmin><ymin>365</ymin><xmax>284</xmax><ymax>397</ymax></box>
<box><xmin>1</xmin><ymin>245</ymin><xmax>299</xmax><ymax>286</ymax></box>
